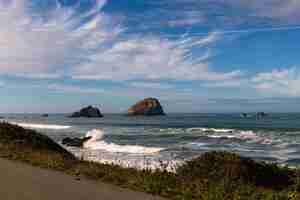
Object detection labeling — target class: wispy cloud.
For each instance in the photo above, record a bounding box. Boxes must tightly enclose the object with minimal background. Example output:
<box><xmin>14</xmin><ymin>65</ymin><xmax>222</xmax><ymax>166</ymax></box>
<box><xmin>15</xmin><ymin>73</ymin><xmax>62</xmax><ymax>79</ymax></box>
<box><xmin>150</xmin><ymin>0</ymin><xmax>300</xmax><ymax>28</ymax></box>
<box><xmin>128</xmin><ymin>82</ymin><xmax>174</xmax><ymax>89</ymax></box>
<box><xmin>0</xmin><ymin>0</ymin><xmax>120</xmax><ymax>77</ymax></box>
<box><xmin>71</xmin><ymin>31</ymin><xmax>241</xmax><ymax>81</ymax></box>
<box><xmin>202</xmin><ymin>80</ymin><xmax>244</xmax><ymax>88</ymax></box>
<box><xmin>0</xmin><ymin>0</ymin><xmax>241</xmax><ymax>82</ymax></box>
<box><xmin>48</xmin><ymin>84</ymin><xmax>105</xmax><ymax>94</ymax></box>
<box><xmin>253</xmin><ymin>68</ymin><xmax>300</xmax><ymax>96</ymax></box>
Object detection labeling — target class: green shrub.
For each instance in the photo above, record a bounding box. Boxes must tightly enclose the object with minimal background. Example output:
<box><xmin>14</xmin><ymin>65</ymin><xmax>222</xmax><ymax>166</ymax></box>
<box><xmin>177</xmin><ymin>151</ymin><xmax>294</xmax><ymax>190</ymax></box>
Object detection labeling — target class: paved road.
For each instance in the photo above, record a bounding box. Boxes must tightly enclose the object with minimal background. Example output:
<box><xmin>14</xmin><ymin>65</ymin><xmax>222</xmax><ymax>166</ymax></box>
<box><xmin>0</xmin><ymin>158</ymin><xmax>165</xmax><ymax>200</ymax></box>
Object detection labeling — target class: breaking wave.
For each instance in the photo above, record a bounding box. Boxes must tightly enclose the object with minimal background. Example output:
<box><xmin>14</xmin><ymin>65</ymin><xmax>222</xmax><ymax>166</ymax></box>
<box><xmin>83</xmin><ymin>129</ymin><xmax>165</xmax><ymax>154</ymax></box>
<box><xmin>12</xmin><ymin>122</ymin><xmax>71</xmax><ymax>130</ymax></box>
<box><xmin>207</xmin><ymin>130</ymin><xmax>273</xmax><ymax>145</ymax></box>
<box><xmin>187</xmin><ymin>127</ymin><xmax>234</xmax><ymax>133</ymax></box>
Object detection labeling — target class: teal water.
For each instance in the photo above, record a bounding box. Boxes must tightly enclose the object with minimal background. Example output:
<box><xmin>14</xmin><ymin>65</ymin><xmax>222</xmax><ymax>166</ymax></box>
<box><xmin>2</xmin><ymin>113</ymin><xmax>300</xmax><ymax>169</ymax></box>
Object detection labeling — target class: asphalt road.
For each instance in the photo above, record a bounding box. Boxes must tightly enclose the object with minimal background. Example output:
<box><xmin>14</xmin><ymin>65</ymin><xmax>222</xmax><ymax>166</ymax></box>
<box><xmin>0</xmin><ymin>158</ymin><xmax>165</xmax><ymax>200</ymax></box>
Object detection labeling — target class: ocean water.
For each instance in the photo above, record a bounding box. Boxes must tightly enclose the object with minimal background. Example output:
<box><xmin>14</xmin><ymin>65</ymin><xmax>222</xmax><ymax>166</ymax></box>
<box><xmin>3</xmin><ymin>113</ymin><xmax>300</xmax><ymax>170</ymax></box>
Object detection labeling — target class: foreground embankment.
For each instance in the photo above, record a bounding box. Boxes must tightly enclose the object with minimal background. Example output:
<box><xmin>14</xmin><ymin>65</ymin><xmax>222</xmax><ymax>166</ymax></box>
<box><xmin>0</xmin><ymin>122</ymin><xmax>299</xmax><ymax>200</ymax></box>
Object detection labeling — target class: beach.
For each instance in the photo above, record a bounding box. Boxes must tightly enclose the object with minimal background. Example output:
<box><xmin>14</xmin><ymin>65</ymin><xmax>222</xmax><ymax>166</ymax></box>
<box><xmin>0</xmin><ymin>158</ymin><xmax>164</xmax><ymax>200</ymax></box>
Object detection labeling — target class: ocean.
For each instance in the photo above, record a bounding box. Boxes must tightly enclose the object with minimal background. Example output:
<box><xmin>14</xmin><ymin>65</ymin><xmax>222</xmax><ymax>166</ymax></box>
<box><xmin>2</xmin><ymin>113</ymin><xmax>300</xmax><ymax>170</ymax></box>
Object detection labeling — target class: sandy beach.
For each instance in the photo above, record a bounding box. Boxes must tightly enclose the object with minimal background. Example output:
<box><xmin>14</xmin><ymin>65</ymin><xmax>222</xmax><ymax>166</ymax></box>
<box><xmin>0</xmin><ymin>158</ymin><xmax>165</xmax><ymax>200</ymax></box>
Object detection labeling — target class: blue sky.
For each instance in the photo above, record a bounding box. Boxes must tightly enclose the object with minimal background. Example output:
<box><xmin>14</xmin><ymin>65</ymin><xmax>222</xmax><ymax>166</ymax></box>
<box><xmin>1</xmin><ymin>0</ymin><xmax>300</xmax><ymax>113</ymax></box>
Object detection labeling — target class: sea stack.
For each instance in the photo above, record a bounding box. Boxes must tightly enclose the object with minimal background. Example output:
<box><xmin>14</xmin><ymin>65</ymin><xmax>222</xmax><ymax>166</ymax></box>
<box><xmin>128</xmin><ymin>98</ymin><xmax>165</xmax><ymax>116</ymax></box>
<box><xmin>70</xmin><ymin>106</ymin><xmax>103</xmax><ymax>118</ymax></box>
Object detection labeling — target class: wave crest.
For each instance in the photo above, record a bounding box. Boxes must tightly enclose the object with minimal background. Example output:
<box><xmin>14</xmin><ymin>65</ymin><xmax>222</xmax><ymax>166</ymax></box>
<box><xmin>83</xmin><ymin>129</ymin><xmax>164</xmax><ymax>154</ymax></box>
<box><xmin>187</xmin><ymin>127</ymin><xmax>234</xmax><ymax>133</ymax></box>
<box><xmin>12</xmin><ymin>122</ymin><xmax>71</xmax><ymax>130</ymax></box>
<box><xmin>205</xmin><ymin>130</ymin><xmax>273</xmax><ymax>145</ymax></box>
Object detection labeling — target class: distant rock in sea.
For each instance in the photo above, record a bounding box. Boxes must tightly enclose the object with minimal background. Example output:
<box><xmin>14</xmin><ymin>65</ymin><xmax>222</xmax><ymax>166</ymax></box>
<box><xmin>42</xmin><ymin>114</ymin><xmax>49</xmax><ymax>117</ymax></box>
<box><xmin>62</xmin><ymin>136</ymin><xmax>92</xmax><ymax>147</ymax></box>
<box><xmin>70</xmin><ymin>106</ymin><xmax>103</xmax><ymax>118</ymax></box>
<box><xmin>256</xmin><ymin>112</ymin><xmax>268</xmax><ymax>119</ymax></box>
<box><xmin>128</xmin><ymin>98</ymin><xmax>165</xmax><ymax>116</ymax></box>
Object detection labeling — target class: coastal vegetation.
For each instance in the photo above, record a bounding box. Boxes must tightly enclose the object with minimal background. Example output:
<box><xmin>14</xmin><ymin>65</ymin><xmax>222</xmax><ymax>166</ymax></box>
<box><xmin>0</xmin><ymin>122</ymin><xmax>299</xmax><ymax>200</ymax></box>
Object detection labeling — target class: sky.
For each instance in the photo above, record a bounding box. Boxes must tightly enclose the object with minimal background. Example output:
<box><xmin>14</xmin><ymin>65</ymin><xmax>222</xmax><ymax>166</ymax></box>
<box><xmin>1</xmin><ymin>0</ymin><xmax>300</xmax><ymax>113</ymax></box>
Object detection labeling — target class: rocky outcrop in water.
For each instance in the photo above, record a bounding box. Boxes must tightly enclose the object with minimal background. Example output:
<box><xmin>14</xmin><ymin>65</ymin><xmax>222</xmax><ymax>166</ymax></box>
<box><xmin>240</xmin><ymin>112</ymin><xmax>268</xmax><ymax>119</ymax></box>
<box><xmin>62</xmin><ymin>137</ymin><xmax>92</xmax><ymax>147</ymax></box>
<box><xmin>128</xmin><ymin>98</ymin><xmax>165</xmax><ymax>116</ymax></box>
<box><xmin>70</xmin><ymin>106</ymin><xmax>103</xmax><ymax>118</ymax></box>
<box><xmin>256</xmin><ymin>112</ymin><xmax>268</xmax><ymax>119</ymax></box>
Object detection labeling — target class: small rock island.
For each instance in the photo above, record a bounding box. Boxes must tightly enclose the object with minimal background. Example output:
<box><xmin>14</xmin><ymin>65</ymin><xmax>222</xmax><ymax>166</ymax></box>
<box><xmin>70</xmin><ymin>105</ymin><xmax>103</xmax><ymax>118</ymax></box>
<box><xmin>128</xmin><ymin>98</ymin><xmax>165</xmax><ymax>116</ymax></box>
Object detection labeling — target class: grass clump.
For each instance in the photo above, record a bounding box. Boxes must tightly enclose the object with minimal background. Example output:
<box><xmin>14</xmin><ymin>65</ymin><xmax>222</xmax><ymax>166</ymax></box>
<box><xmin>0</xmin><ymin>122</ymin><xmax>75</xmax><ymax>169</ymax></box>
<box><xmin>0</xmin><ymin>122</ymin><xmax>299</xmax><ymax>200</ymax></box>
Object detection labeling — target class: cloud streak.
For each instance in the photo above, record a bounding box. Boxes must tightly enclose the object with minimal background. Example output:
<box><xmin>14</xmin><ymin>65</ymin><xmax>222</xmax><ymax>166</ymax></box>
<box><xmin>0</xmin><ymin>0</ymin><xmax>120</xmax><ymax>76</ymax></box>
<box><xmin>48</xmin><ymin>84</ymin><xmax>105</xmax><ymax>94</ymax></box>
<box><xmin>253</xmin><ymin>68</ymin><xmax>300</xmax><ymax>97</ymax></box>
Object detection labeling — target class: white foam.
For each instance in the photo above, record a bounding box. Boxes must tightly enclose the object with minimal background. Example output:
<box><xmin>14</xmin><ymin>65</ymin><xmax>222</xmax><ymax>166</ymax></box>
<box><xmin>187</xmin><ymin>127</ymin><xmax>234</xmax><ymax>133</ymax></box>
<box><xmin>12</xmin><ymin>122</ymin><xmax>71</xmax><ymax>130</ymax></box>
<box><xmin>67</xmin><ymin>146</ymin><xmax>181</xmax><ymax>172</ymax></box>
<box><xmin>205</xmin><ymin>130</ymin><xmax>273</xmax><ymax>145</ymax></box>
<box><xmin>208</xmin><ymin>135</ymin><xmax>236</xmax><ymax>139</ymax></box>
<box><xmin>239</xmin><ymin>131</ymin><xmax>273</xmax><ymax>144</ymax></box>
<box><xmin>84</xmin><ymin>157</ymin><xmax>181</xmax><ymax>172</ymax></box>
<box><xmin>83</xmin><ymin>129</ymin><xmax>165</xmax><ymax>154</ymax></box>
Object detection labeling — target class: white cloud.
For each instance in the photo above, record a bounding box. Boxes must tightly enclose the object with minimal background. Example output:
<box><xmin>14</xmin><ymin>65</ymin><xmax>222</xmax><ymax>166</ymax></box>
<box><xmin>253</xmin><ymin>68</ymin><xmax>300</xmax><ymax>96</ymax></box>
<box><xmin>0</xmin><ymin>1</ymin><xmax>241</xmax><ymax>82</ymax></box>
<box><xmin>0</xmin><ymin>0</ymin><xmax>120</xmax><ymax>76</ymax></box>
<box><xmin>129</xmin><ymin>82</ymin><xmax>174</xmax><ymax>89</ymax></box>
<box><xmin>246</xmin><ymin>0</ymin><xmax>300</xmax><ymax>22</ymax></box>
<box><xmin>48</xmin><ymin>84</ymin><xmax>105</xmax><ymax>94</ymax></box>
<box><xmin>252</xmin><ymin>68</ymin><xmax>292</xmax><ymax>82</ymax></box>
<box><xmin>212</xmin><ymin>0</ymin><xmax>300</xmax><ymax>22</ymax></box>
<box><xmin>202</xmin><ymin>80</ymin><xmax>244</xmax><ymax>88</ymax></box>
<box><xmin>15</xmin><ymin>73</ymin><xmax>62</xmax><ymax>79</ymax></box>
<box><xmin>167</xmin><ymin>11</ymin><xmax>206</xmax><ymax>27</ymax></box>
<box><xmin>72</xmin><ymin>32</ymin><xmax>242</xmax><ymax>81</ymax></box>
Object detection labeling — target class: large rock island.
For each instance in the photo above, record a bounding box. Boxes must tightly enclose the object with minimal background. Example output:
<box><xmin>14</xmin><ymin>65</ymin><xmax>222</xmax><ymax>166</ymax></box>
<box><xmin>127</xmin><ymin>98</ymin><xmax>165</xmax><ymax>116</ymax></box>
<box><xmin>70</xmin><ymin>106</ymin><xmax>103</xmax><ymax>118</ymax></box>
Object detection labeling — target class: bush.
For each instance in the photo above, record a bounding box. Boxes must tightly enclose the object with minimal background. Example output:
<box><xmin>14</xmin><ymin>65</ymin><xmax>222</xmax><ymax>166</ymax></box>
<box><xmin>177</xmin><ymin>151</ymin><xmax>295</xmax><ymax>190</ymax></box>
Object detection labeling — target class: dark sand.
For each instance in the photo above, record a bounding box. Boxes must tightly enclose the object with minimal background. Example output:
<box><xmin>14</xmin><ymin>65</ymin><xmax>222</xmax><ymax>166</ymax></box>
<box><xmin>0</xmin><ymin>158</ymin><xmax>165</xmax><ymax>200</ymax></box>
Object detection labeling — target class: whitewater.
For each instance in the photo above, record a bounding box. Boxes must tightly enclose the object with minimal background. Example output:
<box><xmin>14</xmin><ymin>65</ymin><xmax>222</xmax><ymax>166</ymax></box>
<box><xmin>83</xmin><ymin>129</ymin><xmax>164</xmax><ymax>154</ymax></box>
<box><xmin>4</xmin><ymin>113</ymin><xmax>300</xmax><ymax>170</ymax></box>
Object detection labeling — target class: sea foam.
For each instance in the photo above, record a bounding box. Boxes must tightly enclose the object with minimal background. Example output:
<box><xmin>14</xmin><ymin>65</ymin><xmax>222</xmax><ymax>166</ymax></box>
<box><xmin>187</xmin><ymin>127</ymin><xmax>234</xmax><ymax>133</ymax></box>
<box><xmin>12</xmin><ymin>122</ymin><xmax>71</xmax><ymax>130</ymax></box>
<box><xmin>83</xmin><ymin>129</ymin><xmax>165</xmax><ymax>154</ymax></box>
<box><xmin>205</xmin><ymin>130</ymin><xmax>273</xmax><ymax>145</ymax></box>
